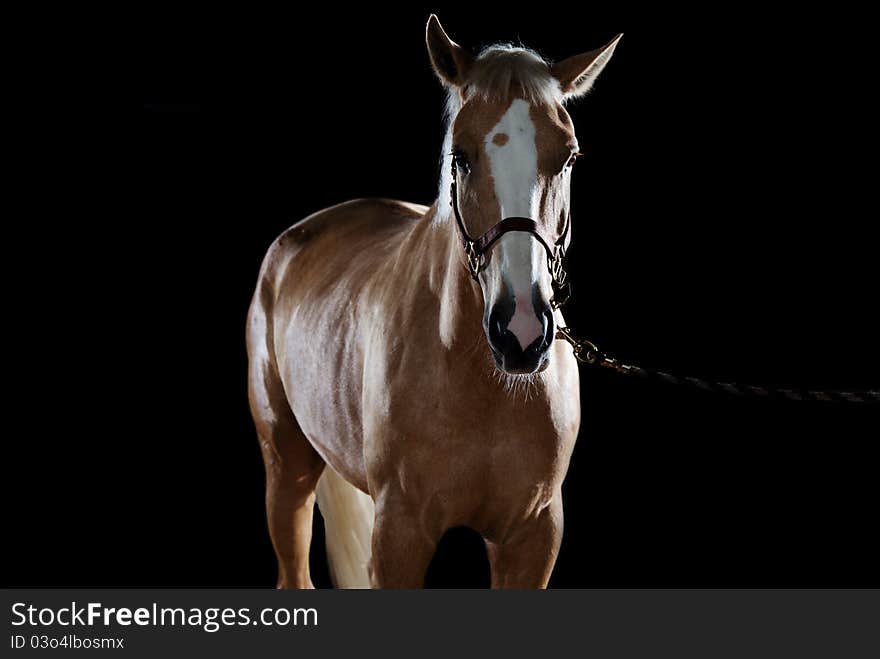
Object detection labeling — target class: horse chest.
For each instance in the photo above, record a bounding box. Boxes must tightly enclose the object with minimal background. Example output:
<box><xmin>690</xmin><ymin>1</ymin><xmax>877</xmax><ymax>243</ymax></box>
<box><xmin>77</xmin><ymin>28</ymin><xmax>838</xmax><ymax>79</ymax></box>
<box><xmin>374</xmin><ymin>376</ymin><xmax>576</xmax><ymax>493</ymax></box>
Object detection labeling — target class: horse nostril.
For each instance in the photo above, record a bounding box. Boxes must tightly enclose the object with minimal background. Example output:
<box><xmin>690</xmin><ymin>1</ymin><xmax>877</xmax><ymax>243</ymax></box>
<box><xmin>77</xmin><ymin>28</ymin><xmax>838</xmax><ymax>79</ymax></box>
<box><xmin>488</xmin><ymin>311</ymin><xmax>508</xmax><ymax>349</ymax></box>
<box><xmin>521</xmin><ymin>305</ymin><xmax>554</xmax><ymax>356</ymax></box>
<box><xmin>539</xmin><ymin>305</ymin><xmax>555</xmax><ymax>351</ymax></box>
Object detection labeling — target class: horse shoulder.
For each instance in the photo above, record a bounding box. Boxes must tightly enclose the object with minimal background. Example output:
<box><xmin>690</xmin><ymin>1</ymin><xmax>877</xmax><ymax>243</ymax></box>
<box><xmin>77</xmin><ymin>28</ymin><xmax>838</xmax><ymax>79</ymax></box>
<box><xmin>249</xmin><ymin>197</ymin><xmax>428</xmax><ymax>321</ymax></box>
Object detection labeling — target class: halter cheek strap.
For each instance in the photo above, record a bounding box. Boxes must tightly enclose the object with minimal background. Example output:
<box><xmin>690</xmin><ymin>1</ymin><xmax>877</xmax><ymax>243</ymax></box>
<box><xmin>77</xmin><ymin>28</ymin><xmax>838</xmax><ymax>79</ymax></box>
<box><xmin>450</xmin><ymin>161</ymin><xmax>572</xmax><ymax>309</ymax></box>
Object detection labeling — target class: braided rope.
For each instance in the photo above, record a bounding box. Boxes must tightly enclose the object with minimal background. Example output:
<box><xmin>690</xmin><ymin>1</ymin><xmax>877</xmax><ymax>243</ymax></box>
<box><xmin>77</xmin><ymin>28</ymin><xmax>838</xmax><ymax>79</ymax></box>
<box><xmin>624</xmin><ymin>364</ymin><xmax>879</xmax><ymax>403</ymax></box>
<box><xmin>556</xmin><ymin>327</ymin><xmax>879</xmax><ymax>403</ymax></box>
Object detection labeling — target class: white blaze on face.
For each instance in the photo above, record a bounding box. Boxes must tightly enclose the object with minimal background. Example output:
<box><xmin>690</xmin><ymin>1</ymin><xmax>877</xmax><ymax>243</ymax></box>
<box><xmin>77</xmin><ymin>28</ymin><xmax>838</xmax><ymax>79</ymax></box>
<box><xmin>483</xmin><ymin>99</ymin><xmax>546</xmax><ymax>352</ymax></box>
<box><xmin>485</xmin><ymin>99</ymin><xmax>539</xmax><ymax>218</ymax></box>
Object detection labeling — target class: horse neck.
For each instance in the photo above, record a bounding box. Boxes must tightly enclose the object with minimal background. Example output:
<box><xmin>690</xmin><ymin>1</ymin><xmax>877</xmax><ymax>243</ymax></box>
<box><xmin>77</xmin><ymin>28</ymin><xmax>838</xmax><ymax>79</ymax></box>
<box><xmin>400</xmin><ymin>204</ymin><xmax>484</xmax><ymax>353</ymax></box>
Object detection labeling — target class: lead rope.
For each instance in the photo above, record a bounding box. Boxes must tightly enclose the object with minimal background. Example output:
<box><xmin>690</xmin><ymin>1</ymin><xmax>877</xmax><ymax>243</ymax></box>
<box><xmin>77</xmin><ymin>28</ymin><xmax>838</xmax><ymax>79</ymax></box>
<box><xmin>555</xmin><ymin>325</ymin><xmax>880</xmax><ymax>403</ymax></box>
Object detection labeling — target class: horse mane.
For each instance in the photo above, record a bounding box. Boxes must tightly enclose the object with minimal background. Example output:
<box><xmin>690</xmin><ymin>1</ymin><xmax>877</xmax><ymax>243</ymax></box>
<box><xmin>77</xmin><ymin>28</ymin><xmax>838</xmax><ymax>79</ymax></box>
<box><xmin>437</xmin><ymin>45</ymin><xmax>561</xmax><ymax>219</ymax></box>
<box><xmin>464</xmin><ymin>44</ymin><xmax>560</xmax><ymax>105</ymax></box>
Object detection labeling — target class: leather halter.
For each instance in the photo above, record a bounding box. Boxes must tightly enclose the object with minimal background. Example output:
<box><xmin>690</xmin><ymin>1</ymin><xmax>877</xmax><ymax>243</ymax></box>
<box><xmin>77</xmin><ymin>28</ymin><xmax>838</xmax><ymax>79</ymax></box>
<box><xmin>449</xmin><ymin>159</ymin><xmax>572</xmax><ymax>309</ymax></box>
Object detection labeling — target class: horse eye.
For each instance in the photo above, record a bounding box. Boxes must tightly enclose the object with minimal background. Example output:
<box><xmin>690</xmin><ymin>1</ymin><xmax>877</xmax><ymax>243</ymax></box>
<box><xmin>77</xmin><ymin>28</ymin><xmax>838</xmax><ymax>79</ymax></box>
<box><xmin>453</xmin><ymin>151</ymin><xmax>471</xmax><ymax>175</ymax></box>
<box><xmin>566</xmin><ymin>152</ymin><xmax>581</xmax><ymax>169</ymax></box>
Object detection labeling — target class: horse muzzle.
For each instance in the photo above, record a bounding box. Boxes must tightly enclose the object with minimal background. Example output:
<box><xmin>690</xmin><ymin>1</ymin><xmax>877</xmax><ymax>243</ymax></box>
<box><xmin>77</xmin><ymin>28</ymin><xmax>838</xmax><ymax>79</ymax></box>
<box><xmin>486</xmin><ymin>298</ymin><xmax>555</xmax><ymax>375</ymax></box>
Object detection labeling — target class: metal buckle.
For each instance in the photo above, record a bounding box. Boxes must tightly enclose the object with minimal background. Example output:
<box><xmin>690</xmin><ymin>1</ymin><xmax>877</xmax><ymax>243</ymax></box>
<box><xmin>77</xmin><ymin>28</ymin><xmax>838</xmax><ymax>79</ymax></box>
<box><xmin>465</xmin><ymin>241</ymin><xmax>482</xmax><ymax>277</ymax></box>
<box><xmin>550</xmin><ymin>245</ymin><xmax>566</xmax><ymax>286</ymax></box>
<box><xmin>551</xmin><ymin>280</ymin><xmax>571</xmax><ymax>309</ymax></box>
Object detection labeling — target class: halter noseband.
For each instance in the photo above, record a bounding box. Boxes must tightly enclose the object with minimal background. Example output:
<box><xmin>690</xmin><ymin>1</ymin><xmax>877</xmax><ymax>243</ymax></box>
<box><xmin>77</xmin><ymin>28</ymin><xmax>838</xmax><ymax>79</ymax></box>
<box><xmin>449</xmin><ymin>159</ymin><xmax>572</xmax><ymax>309</ymax></box>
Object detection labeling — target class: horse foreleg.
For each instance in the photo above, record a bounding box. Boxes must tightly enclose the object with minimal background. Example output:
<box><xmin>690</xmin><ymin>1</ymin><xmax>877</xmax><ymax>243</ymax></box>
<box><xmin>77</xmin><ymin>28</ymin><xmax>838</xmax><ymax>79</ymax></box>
<box><xmin>262</xmin><ymin>430</ymin><xmax>324</xmax><ymax>589</ymax></box>
<box><xmin>250</xmin><ymin>355</ymin><xmax>325</xmax><ymax>589</ymax></box>
<box><xmin>369</xmin><ymin>498</ymin><xmax>438</xmax><ymax>588</ymax></box>
<box><xmin>485</xmin><ymin>494</ymin><xmax>564</xmax><ymax>589</ymax></box>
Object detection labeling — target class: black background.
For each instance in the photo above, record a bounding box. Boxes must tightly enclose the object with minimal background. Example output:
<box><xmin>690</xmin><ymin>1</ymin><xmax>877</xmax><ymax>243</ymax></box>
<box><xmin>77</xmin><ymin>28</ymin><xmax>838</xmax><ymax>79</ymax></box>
<box><xmin>10</xmin><ymin>5</ymin><xmax>879</xmax><ymax>588</ymax></box>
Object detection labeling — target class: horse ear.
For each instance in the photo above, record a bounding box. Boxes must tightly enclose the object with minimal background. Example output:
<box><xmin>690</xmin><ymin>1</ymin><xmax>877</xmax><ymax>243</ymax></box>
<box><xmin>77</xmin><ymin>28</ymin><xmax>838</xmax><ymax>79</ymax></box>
<box><xmin>426</xmin><ymin>15</ymin><xmax>473</xmax><ymax>88</ymax></box>
<box><xmin>552</xmin><ymin>34</ymin><xmax>623</xmax><ymax>99</ymax></box>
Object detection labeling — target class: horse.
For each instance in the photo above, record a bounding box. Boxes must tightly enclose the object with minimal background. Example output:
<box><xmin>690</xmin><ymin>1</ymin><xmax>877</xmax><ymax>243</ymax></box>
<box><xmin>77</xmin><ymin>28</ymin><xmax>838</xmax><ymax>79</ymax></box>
<box><xmin>246</xmin><ymin>15</ymin><xmax>621</xmax><ymax>588</ymax></box>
